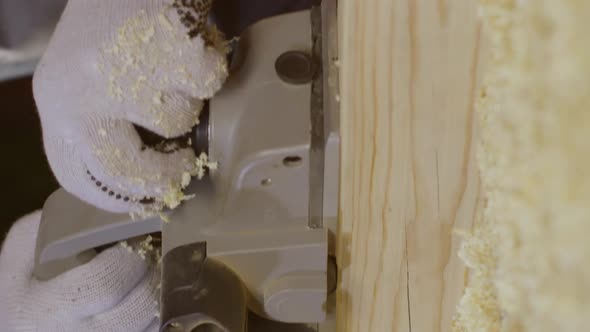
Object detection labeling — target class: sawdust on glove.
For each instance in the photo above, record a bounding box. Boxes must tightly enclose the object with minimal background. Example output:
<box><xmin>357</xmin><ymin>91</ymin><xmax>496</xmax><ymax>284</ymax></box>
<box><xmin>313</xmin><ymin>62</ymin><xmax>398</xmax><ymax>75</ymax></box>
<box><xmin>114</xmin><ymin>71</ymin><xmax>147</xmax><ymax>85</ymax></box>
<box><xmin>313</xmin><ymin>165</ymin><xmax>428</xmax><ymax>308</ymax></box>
<box><xmin>34</xmin><ymin>0</ymin><xmax>229</xmax><ymax>215</ymax></box>
<box><xmin>0</xmin><ymin>211</ymin><xmax>161</xmax><ymax>332</ymax></box>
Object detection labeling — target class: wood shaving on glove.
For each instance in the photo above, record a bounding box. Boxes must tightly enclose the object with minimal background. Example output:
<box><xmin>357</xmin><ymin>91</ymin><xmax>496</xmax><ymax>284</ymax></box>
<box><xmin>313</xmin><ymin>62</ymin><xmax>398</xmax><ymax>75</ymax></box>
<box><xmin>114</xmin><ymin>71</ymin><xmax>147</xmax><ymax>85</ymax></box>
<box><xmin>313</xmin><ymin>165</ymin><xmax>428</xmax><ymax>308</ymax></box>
<box><xmin>33</xmin><ymin>0</ymin><xmax>228</xmax><ymax>214</ymax></box>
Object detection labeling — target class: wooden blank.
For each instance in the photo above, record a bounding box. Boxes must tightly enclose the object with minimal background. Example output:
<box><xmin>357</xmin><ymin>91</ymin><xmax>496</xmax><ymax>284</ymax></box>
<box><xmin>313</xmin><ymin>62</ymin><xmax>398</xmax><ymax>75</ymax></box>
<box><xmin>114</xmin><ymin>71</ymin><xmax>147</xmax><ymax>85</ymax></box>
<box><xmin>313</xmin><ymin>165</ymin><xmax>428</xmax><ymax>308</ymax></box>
<box><xmin>336</xmin><ymin>1</ymin><xmax>486</xmax><ymax>331</ymax></box>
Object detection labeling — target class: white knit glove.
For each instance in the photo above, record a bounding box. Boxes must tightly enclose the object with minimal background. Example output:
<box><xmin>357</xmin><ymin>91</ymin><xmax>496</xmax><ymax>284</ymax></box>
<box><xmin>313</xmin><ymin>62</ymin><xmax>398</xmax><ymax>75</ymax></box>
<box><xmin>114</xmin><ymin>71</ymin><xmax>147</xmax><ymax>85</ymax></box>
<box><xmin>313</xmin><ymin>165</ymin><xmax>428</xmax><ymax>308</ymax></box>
<box><xmin>33</xmin><ymin>0</ymin><xmax>228</xmax><ymax>213</ymax></box>
<box><xmin>0</xmin><ymin>211</ymin><xmax>160</xmax><ymax>332</ymax></box>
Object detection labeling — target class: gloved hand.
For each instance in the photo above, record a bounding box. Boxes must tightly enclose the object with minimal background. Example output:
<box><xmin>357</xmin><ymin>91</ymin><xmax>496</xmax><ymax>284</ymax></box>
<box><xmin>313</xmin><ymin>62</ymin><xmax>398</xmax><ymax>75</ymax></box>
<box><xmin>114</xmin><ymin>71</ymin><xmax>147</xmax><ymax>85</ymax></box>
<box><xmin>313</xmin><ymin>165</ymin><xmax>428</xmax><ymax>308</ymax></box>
<box><xmin>0</xmin><ymin>211</ymin><xmax>160</xmax><ymax>332</ymax></box>
<box><xmin>33</xmin><ymin>0</ymin><xmax>228</xmax><ymax>213</ymax></box>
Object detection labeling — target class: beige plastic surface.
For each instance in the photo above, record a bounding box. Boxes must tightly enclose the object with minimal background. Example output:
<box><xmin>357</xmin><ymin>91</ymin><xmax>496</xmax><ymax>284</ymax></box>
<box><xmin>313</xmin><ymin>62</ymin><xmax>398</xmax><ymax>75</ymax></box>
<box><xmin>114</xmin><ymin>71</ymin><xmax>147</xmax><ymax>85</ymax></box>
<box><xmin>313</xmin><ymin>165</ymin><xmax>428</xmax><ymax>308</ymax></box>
<box><xmin>164</xmin><ymin>11</ymin><xmax>336</xmax><ymax>323</ymax></box>
<box><xmin>264</xmin><ymin>272</ymin><xmax>327</xmax><ymax>323</ymax></box>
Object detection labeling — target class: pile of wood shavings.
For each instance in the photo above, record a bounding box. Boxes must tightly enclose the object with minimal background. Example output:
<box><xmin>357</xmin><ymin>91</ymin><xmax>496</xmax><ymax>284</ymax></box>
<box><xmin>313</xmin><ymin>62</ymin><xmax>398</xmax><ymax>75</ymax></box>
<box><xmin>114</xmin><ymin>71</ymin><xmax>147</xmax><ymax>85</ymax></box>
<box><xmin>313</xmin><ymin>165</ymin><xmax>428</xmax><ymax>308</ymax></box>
<box><xmin>454</xmin><ymin>0</ymin><xmax>590</xmax><ymax>331</ymax></box>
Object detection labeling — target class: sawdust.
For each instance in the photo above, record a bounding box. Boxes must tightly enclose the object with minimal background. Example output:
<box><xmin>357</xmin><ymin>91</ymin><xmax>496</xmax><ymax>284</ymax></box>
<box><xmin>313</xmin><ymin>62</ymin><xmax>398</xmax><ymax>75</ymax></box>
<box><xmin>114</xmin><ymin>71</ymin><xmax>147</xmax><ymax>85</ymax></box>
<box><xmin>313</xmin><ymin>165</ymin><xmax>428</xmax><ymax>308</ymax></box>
<box><xmin>153</xmin><ymin>152</ymin><xmax>217</xmax><ymax>214</ymax></box>
<box><xmin>120</xmin><ymin>235</ymin><xmax>163</xmax><ymax>320</ymax></box>
<box><xmin>453</xmin><ymin>217</ymin><xmax>501</xmax><ymax>332</ymax></box>
<box><xmin>90</xmin><ymin>4</ymin><xmax>228</xmax><ymax>215</ymax></box>
<box><xmin>120</xmin><ymin>235</ymin><xmax>162</xmax><ymax>263</ymax></box>
<box><xmin>181</xmin><ymin>172</ymin><xmax>192</xmax><ymax>188</ymax></box>
<box><xmin>128</xmin><ymin>152</ymin><xmax>217</xmax><ymax>221</ymax></box>
<box><xmin>170</xmin><ymin>322</ymin><xmax>183</xmax><ymax>330</ymax></box>
<box><xmin>162</xmin><ymin>187</ymin><xmax>194</xmax><ymax>210</ymax></box>
<box><xmin>100</xmin><ymin>9</ymin><xmax>206</xmax><ymax>137</ymax></box>
<box><xmin>136</xmin><ymin>235</ymin><xmax>155</xmax><ymax>260</ymax></box>
<box><xmin>203</xmin><ymin>25</ymin><xmax>234</xmax><ymax>56</ymax></box>
<box><xmin>119</xmin><ymin>240</ymin><xmax>134</xmax><ymax>253</ymax></box>
<box><xmin>130</xmin><ymin>204</ymin><xmax>162</xmax><ymax>221</ymax></box>
<box><xmin>153</xmin><ymin>140</ymin><xmax>182</xmax><ymax>153</ymax></box>
<box><xmin>159</xmin><ymin>212</ymin><xmax>171</xmax><ymax>224</ymax></box>
<box><xmin>454</xmin><ymin>1</ymin><xmax>590</xmax><ymax>331</ymax></box>
<box><xmin>193</xmin><ymin>152</ymin><xmax>218</xmax><ymax>179</ymax></box>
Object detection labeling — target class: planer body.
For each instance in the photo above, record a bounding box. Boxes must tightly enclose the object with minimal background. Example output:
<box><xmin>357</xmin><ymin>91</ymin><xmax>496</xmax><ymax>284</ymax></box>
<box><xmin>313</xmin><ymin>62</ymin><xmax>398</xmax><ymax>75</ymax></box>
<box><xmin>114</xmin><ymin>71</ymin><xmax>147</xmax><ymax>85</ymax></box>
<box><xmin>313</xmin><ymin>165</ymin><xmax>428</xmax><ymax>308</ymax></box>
<box><xmin>33</xmin><ymin>2</ymin><xmax>339</xmax><ymax>331</ymax></box>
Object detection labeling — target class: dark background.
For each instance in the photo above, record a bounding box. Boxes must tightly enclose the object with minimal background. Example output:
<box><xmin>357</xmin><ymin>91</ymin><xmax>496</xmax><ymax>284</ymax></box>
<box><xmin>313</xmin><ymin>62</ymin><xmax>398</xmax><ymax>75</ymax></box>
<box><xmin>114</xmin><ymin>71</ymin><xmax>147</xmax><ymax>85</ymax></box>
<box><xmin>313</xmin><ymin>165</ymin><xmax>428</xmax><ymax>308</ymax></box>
<box><xmin>0</xmin><ymin>77</ymin><xmax>58</xmax><ymax>240</ymax></box>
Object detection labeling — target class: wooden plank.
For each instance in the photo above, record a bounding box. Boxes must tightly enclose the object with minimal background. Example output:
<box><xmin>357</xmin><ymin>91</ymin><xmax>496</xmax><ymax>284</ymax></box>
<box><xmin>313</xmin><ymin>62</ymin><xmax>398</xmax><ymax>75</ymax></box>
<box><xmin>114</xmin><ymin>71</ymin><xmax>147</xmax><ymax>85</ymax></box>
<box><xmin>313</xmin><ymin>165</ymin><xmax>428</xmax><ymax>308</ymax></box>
<box><xmin>336</xmin><ymin>1</ymin><xmax>486</xmax><ymax>331</ymax></box>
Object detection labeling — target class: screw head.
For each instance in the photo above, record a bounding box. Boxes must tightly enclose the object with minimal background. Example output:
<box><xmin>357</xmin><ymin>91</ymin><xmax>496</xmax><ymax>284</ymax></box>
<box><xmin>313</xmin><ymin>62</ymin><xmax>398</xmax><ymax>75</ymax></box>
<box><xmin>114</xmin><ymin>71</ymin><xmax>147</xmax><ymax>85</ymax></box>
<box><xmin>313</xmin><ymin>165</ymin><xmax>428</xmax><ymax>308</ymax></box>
<box><xmin>275</xmin><ymin>51</ymin><xmax>317</xmax><ymax>85</ymax></box>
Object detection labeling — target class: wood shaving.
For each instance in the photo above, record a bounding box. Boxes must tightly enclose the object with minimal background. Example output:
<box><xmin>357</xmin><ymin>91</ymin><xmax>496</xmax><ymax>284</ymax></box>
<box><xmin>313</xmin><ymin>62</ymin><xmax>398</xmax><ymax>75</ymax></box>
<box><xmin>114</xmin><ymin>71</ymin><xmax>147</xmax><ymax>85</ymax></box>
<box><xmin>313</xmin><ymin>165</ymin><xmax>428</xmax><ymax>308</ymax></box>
<box><xmin>119</xmin><ymin>235</ymin><xmax>162</xmax><ymax>265</ymax></box>
<box><xmin>159</xmin><ymin>212</ymin><xmax>171</xmax><ymax>224</ymax></box>
<box><xmin>181</xmin><ymin>172</ymin><xmax>191</xmax><ymax>188</ymax></box>
<box><xmin>170</xmin><ymin>322</ymin><xmax>183</xmax><ymax>330</ymax></box>
<box><xmin>454</xmin><ymin>1</ymin><xmax>590</xmax><ymax>331</ymax></box>
<box><xmin>192</xmin><ymin>152</ymin><xmax>218</xmax><ymax>180</ymax></box>
<box><xmin>98</xmin><ymin>8</ymin><xmax>227</xmax><ymax>136</ymax></box>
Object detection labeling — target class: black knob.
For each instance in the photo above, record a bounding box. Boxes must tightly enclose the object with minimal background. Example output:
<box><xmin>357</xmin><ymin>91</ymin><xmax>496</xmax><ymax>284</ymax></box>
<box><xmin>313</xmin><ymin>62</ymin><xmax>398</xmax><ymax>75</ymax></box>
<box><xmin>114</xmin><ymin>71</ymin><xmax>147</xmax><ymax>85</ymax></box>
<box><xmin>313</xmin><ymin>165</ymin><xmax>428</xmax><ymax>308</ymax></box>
<box><xmin>275</xmin><ymin>51</ymin><xmax>317</xmax><ymax>85</ymax></box>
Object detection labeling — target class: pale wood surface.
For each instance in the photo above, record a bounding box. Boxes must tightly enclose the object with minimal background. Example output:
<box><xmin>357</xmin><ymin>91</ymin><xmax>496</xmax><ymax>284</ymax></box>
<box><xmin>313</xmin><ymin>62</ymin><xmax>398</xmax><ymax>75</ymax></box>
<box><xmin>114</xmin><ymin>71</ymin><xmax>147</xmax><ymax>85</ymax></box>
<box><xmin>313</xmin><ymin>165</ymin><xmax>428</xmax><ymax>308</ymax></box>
<box><xmin>336</xmin><ymin>1</ymin><xmax>486</xmax><ymax>331</ymax></box>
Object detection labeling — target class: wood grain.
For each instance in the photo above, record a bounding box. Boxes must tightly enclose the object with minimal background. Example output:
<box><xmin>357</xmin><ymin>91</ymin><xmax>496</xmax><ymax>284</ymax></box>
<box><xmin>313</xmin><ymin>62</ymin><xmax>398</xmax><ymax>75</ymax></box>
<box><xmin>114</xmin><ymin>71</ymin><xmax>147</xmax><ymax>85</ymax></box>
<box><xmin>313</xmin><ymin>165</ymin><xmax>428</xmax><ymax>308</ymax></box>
<box><xmin>336</xmin><ymin>1</ymin><xmax>486</xmax><ymax>331</ymax></box>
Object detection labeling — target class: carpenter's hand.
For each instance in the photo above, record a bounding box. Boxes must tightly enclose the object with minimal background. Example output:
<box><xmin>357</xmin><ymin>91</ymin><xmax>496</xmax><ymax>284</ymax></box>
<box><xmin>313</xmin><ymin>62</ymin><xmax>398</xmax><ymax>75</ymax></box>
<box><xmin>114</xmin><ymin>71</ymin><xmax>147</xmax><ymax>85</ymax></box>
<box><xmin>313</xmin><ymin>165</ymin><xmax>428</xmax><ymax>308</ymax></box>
<box><xmin>33</xmin><ymin>0</ymin><xmax>228</xmax><ymax>213</ymax></box>
<box><xmin>0</xmin><ymin>211</ymin><xmax>160</xmax><ymax>332</ymax></box>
